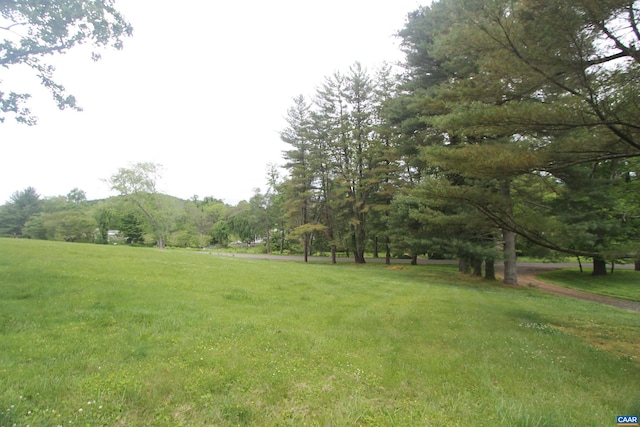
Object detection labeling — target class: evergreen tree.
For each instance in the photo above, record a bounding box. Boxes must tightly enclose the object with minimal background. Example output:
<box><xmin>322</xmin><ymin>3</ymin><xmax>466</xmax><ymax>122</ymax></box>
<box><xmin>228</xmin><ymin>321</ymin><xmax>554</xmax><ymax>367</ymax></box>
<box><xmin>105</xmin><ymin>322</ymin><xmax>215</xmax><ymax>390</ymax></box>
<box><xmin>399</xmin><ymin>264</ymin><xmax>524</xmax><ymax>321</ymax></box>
<box><xmin>120</xmin><ymin>211</ymin><xmax>145</xmax><ymax>244</ymax></box>
<box><xmin>394</xmin><ymin>0</ymin><xmax>640</xmax><ymax>277</ymax></box>
<box><xmin>0</xmin><ymin>187</ymin><xmax>42</xmax><ymax>236</ymax></box>
<box><xmin>281</xmin><ymin>95</ymin><xmax>318</xmax><ymax>261</ymax></box>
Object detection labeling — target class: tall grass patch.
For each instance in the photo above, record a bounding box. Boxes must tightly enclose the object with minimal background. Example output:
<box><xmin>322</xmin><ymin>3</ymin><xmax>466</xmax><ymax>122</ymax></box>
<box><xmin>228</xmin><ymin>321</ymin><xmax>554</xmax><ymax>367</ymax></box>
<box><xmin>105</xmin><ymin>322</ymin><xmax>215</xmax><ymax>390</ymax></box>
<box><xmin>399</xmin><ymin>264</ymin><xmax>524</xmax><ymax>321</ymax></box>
<box><xmin>1</xmin><ymin>239</ymin><xmax>639</xmax><ymax>426</ymax></box>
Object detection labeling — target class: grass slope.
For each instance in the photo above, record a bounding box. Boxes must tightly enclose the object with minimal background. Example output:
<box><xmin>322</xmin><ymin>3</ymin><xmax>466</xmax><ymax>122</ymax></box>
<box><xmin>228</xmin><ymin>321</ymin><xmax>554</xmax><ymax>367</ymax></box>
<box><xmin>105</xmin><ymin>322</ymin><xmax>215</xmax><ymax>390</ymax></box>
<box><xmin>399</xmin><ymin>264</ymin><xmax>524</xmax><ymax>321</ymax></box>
<box><xmin>539</xmin><ymin>269</ymin><xmax>640</xmax><ymax>302</ymax></box>
<box><xmin>0</xmin><ymin>239</ymin><xmax>639</xmax><ymax>426</ymax></box>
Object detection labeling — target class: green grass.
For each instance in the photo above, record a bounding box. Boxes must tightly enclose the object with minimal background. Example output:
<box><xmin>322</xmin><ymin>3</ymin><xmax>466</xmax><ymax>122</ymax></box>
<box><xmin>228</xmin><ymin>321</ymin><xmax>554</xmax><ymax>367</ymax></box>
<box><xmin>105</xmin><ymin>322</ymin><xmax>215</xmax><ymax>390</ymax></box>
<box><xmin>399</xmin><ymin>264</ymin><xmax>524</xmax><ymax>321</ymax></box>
<box><xmin>0</xmin><ymin>239</ymin><xmax>639</xmax><ymax>426</ymax></box>
<box><xmin>539</xmin><ymin>269</ymin><xmax>640</xmax><ymax>302</ymax></box>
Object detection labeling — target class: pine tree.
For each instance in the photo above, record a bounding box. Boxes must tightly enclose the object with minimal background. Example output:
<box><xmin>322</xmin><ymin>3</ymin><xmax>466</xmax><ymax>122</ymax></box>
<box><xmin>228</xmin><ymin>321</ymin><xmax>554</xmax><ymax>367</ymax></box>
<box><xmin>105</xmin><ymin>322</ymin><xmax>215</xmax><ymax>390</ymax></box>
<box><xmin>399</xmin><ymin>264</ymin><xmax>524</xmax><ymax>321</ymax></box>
<box><xmin>281</xmin><ymin>95</ymin><xmax>317</xmax><ymax>262</ymax></box>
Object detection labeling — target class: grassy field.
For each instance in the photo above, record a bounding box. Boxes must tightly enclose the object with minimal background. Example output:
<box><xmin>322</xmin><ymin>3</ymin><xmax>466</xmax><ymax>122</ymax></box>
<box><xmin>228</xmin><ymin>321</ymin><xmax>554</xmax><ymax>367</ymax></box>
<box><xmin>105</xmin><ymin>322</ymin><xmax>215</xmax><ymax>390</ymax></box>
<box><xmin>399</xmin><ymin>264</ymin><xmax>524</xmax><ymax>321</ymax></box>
<box><xmin>0</xmin><ymin>239</ymin><xmax>639</xmax><ymax>426</ymax></box>
<box><xmin>539</xmin><ymin>268</ymin><xmax>640</xmax><ymax>302</ymax></box>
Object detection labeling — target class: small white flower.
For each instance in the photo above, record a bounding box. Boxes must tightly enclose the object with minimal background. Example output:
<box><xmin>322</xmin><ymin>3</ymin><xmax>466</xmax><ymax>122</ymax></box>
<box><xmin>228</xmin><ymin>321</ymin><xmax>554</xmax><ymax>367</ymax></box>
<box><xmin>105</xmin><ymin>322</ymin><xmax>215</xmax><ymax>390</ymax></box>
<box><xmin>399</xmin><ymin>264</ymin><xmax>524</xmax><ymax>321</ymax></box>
<box><xmin>78</xmin><ymin>408</ymin><xmax>83</xmax><ymax>413</ymax></box>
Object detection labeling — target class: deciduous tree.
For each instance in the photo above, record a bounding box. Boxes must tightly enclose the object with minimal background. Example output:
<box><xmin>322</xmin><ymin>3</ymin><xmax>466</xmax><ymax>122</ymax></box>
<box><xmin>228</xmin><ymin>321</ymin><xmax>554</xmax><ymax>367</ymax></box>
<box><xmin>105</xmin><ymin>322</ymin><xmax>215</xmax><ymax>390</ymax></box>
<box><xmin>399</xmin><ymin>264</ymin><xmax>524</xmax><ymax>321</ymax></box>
<box><xmin>0</xmin><ymin>0</ymin><xmax>132</xmax><ymax>124</ymax></box>
<box><xmin>107</xmin><ymin>162</ymin><xmax>172</xmax><ymax>249</ymax></box>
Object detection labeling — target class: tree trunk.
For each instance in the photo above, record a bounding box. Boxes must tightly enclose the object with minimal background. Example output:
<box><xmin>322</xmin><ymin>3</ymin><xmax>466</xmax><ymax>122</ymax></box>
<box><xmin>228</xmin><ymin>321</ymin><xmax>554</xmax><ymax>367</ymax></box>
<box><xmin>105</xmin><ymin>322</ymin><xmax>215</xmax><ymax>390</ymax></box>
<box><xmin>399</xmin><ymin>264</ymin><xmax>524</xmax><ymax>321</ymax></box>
<box><xmin>373</xmin><ymin>236</ymin><xmax>379</xmax><ymax>258</ymax></box>
<box><xmin>134</xmin><ymin>200</ymin><xmax>165</xmax><ymax>249</ymax></box>
<box><xmin>411</xmin><ymin>254</ymin><xmax>418</xmax><ymax>265</ymax></box>
<box><xmin>635</xmin><ymin>259</ymin><xmax>640</xmax><ymax>271</ymax></box>
<box><xmin>499</xmin><ymin>180</ymin><xmax>518</xmax><ymax>285</ymax></box>
<box><xmin>352</xmin><ymin>227</ymin><xmax>366</xmax><ymax>264</ymax></box>
<box><xmin>280</xmin><ymin>221</ymin><xmax>285</xmax><ymax>254</ymax></box>
<box><xmin>330</xmin><ymin>245</ymin><xmax>337</xmax><ymax>264</ymax></box>
<box><xmin>502</xmin><ymin>228</ymin><xmax>518</xmax><ymax>285</ymax></box>
<box><xmin>472</xmin><ymin>257</ymin><xmax>483</xmax><ymax>276</ymax></box>
<box><xmin>592</xmin><ymin>257</ymin><xmax>607</xmax><ymax>276</ymax></box>
<box><xmin>355</xmin><ymin>227</ymin><xmax>366</xmax><ymax>263</ymax></box>
<box><xmin>484</xmin><ymin>257</ymin><xmax>496</xmax><ymax>280</ymax></box>
<box><xmin>458</xmin><ymin>258</ymin><xmax>470</xmax><ymax>274</ymax></box>
<box><xmin>303</xmin><ymin>235</ymin><xmax>309</xmax><ymax>263</ymax></box>
<box><xmin>266</xmin><ymin>208</ymin><xmax>271</xmax><ymax>254</ymax></box>
<box><xmin>385</xmin><ymin>236</ymin><xmax>391</xmax><ymax>265</ymax></box>
<box><xmin>350</xmin><ymin>233</ymin><xmax>358</xmax><ymax>263</ymax></box>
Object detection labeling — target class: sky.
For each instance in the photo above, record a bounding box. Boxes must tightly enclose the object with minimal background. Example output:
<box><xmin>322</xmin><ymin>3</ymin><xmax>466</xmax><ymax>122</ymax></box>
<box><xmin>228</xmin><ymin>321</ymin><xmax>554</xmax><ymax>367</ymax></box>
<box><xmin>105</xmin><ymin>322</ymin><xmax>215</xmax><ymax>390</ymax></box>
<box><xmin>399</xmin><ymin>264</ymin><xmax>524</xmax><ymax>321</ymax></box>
<box><xmin>1</xmin><ymin>0</ymin><xmax>423</xmax><ymax>205</ymax></box>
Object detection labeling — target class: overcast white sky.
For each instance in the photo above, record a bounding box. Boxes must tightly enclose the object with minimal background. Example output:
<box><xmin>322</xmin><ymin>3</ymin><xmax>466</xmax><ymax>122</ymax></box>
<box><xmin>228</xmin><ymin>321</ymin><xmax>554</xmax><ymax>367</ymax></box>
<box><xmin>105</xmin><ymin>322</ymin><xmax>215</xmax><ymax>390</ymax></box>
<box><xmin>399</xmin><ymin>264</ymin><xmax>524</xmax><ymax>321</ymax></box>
<box><xmin>1</xmin><ymin>0</ymin><xmax>423</xmax><ymax>205</ymax></box>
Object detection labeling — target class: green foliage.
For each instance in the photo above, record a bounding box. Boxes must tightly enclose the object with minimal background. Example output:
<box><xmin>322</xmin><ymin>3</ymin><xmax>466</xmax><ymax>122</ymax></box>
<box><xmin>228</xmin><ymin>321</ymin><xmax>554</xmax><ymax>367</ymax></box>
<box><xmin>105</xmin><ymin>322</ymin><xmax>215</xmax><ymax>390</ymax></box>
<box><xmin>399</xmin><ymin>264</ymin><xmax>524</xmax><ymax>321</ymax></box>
<box><xmin>107</xmin><ymin>163</ymin><xmax>175</xmax><ymax>248</ymax></box>
<box><xmin>549</xmin><ymin>164</ymin><xmax>635</xmax><ymax>260</ymax></box>
<box><xmin>181</xmin><ymin>196</ymin><xmax>228</xmax><ymax>248</ymax></box>
<box><xmin>210</xmin><ymin>220</ymin><xmax>229</xmax><ymax>246</ymax></box>
<box><xmin>93</xmin><ymin>204</ymin><xmax>116</xmax><ymax>244</ymax></box>
<box><xmin>387</xmin><ymin>194</ymin><xmax>434</xmax><ymax>257</ymax></box>
<box><xmin>0</xmin><ymin>0</ymin><xmax>133</xmax><ymax>124</ymax></box>
<box><xmin>0</xmin><ymin>239</ymin><xmax>638</xmax><ymax>426</ymax></box>
<box><xmin>0</xmin><ymin>183</ymin><xmax>239</xmax><ymax>250</ymax></box>
<box><xmin>33</xmin><ymin>209</ymin><xmax>96</xmax><ymax>242</ymax></box>
<box><xmin>119</xmin><ymin>211</ymin><xmax>145</xmax><ymax>244</ymax></box>
<box><xmin>280</xmin><ymin>63</ymin><xmax>402</xmax><ymax>263</ymax></box>
<box><xmin>17</xmin><ymin>189</ymin><xmax>97</xmax><ymax>242</ymax></box>
<box><xmin>391</xmin><ymin>0</ymin><xmax>640</xmax><ymax>273</ymax></box>
<box><xmin>66</xmin><ymin>187</ymin><xmax>87</xmax><ymax>204</ymax></box>
<box><xmin>108</xmin><ymin>162</ymin><xmax>162</xmax><ymax>196</ymax></box>
<box><xmin>288</xmin><ymin>223</ymin><xmax>327</xmax><ymax>240</ymax></box>
<box><xmin>0</xmin><ymin>187</ymin><xmax>42</xmax><ymax>236</ymax></box>
<box><xmin>227</xmin><ymin>198</ymin><xmax>263</xmax><ymax>245</ymax></box>
<box><xmin>280</xmin><ymin>95</ymin><xmax>315</xmax><ymax>258</ymax></box>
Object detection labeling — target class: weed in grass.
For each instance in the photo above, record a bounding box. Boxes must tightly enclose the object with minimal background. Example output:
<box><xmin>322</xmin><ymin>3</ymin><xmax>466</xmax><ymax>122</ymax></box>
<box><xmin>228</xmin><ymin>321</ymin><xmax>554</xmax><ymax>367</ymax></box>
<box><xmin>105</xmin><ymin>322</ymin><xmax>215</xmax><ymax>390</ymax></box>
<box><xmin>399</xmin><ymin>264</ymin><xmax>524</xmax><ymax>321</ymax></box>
<box><xmin>221</xmin><ymin>403</ymin><xmax>253</xmax><ymax>425</ymax></box>
<box><xmin>519</xmin><ymin>322</ymin><xmax>557</xmax><ymax>333</ymax></box>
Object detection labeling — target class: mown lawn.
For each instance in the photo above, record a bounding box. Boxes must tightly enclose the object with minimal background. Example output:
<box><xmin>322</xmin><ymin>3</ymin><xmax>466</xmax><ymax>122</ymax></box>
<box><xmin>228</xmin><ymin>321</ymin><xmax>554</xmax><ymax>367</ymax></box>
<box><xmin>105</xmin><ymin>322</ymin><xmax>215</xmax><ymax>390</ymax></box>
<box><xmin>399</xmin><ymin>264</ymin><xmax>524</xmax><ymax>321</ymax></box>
<box><xmin>0</xmin><ymin>239</ymin><xmax>639</xmax><ymax>426</ymax></box>
<box><xmin>539</xmin><ymin>268</ymin><xmax>640</xmax><ymax>302</ymax></box>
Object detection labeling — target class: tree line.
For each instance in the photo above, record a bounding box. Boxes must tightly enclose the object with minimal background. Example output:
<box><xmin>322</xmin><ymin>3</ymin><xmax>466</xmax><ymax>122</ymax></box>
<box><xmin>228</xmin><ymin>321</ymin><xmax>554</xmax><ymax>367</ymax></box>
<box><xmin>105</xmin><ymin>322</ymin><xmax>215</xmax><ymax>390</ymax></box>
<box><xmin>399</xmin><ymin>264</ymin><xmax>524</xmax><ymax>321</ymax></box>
<box><xmin>277</xmin><ymin>0</ymin><xmax>640</xmax><ymax>281</ymax></box>
<box><xmin>0</xmin><ymin>176</ymin><xmax>282</xmax><ymax>252</ymax></box>
<box><xmin>2</xmin><ymin>0</ymin><xmax>639</xmax><ymax>282</ymax></box>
